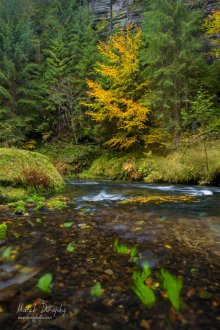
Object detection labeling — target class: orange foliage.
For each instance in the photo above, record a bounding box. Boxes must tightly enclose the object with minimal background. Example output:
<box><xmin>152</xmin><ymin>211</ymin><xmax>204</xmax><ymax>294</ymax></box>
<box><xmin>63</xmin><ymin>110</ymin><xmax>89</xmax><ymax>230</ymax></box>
<box><xmin>84</xmin><ymin>25</ymin><xmax>150</xmax><ymax>149</ymax></box>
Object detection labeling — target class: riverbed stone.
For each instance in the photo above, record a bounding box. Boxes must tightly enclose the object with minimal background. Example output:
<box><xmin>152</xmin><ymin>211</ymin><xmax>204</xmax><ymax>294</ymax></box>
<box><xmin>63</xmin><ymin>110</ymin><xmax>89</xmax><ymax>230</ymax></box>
<box><xmin>104</xmin><ymin>269</ymin><xmax>114</xmax><ymax>276</ymax></box>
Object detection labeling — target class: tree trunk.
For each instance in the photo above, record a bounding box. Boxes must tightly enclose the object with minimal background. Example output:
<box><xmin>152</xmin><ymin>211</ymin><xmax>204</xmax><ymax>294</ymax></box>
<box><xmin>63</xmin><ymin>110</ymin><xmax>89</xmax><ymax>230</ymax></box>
<box><xmin>110</xmin><ymin>0</ymin><xmax>113</xmax><ymax>34</ymax></box>
<box><xmin>174</xmin><ymin>83</ymin><xmax>181</xmax><ymax>149</ymax></box>
<box><xmin>126</xmin><ymin>0</ymin><xmax>129</xmax><ymax>24</ymax></box>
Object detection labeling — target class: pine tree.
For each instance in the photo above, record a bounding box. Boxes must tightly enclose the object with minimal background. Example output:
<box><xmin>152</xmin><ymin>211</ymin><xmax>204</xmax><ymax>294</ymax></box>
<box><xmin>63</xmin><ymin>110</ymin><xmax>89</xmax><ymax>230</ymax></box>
<box><xmin>141</xmin><ymin>0</ymin><xmax>205</xmax><ymax>147</ymax></box>
<box><xmin>41</xmin><ymin>2</ymin><xmax>98</xmax><ymax>141</ymax></box>
<box><xmin>67</xmin><ymin>4</ymin><xmax>98</xmax><ymax>142</ymax></box>
<box><xmin>0</xmin><ymin>0</ymin><xmax>43</xmax><ymax>144</ymax></box>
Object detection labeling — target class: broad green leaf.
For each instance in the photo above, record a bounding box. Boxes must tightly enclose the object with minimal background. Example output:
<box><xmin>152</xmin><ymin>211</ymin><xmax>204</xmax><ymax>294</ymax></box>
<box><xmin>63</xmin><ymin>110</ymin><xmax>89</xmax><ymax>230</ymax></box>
<box><xmin>36</xmin><ymin>273</ymin><xmax>53</xmax><ymax>293</ymax></box>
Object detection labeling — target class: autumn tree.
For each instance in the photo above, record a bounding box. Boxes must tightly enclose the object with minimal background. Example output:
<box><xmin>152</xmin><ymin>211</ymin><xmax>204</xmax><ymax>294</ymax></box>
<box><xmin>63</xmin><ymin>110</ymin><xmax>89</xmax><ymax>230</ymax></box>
<box><xmin>204</xmin><ymin>2</ymin><xmax>220</xmax><ymax>58</ymax></box>
<box><xmin>85</xmin><ymin>26</ymin><xmax>150</xmax><ymax>150</ymax></box>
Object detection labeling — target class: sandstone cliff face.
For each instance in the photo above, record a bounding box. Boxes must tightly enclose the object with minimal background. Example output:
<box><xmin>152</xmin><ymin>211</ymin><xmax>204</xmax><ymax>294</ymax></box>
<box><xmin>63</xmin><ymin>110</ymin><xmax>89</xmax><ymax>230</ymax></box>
<box><xmin>89</xmin><ymin>0</ymin><xmax>143</xmax><ymax>27</ymax></box>
<box><xmin>89</xmin><ymin>0</ymin><xmax>219</xmax><ymax>28</ymax></box>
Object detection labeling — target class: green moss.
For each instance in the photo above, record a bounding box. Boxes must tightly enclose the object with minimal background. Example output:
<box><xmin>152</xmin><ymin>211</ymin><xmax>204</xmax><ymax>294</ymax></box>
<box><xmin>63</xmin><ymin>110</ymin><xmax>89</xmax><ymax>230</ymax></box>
<box><xmin>0</xmin><ymin>187</ymin><xmax>28</xmax><ymax>202</ymax></box>
<box><xmin>80</xmin><ymin>154</ymin><xmax>128</xmax><ymax>180</ymax></box>
<box><xmin>144</xmin><ymin>141</ymin><xmax>220</xmax><ymax>185</ymax></box>
<box><xmin>0</xmin><ymin>148</ymin><xmax>64</xmax><ymax>191</ymax></box>
<box><xmin>38</xmin><ymin>143</ymin><xmax>102</xmax><ymax>174</ymax></box>
<box><xmin>79</xmin><ymin>141</ymin><xmax>220</xmax><ymax>185</ymax></box>
<box><xmin>0</xmin><ymin>224</ymin><xmax>7</xmax><ymax>240</ymax></box>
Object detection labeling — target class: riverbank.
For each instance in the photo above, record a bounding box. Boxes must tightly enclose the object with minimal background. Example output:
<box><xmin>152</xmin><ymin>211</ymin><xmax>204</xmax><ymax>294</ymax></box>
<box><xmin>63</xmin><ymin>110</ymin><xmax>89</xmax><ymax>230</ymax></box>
<box><xmin>39</xmin><ymin>140</ymin><xmax>220</xmax><ymax>186</ymax></box>
<box><xmin>1</xmin><ymin>141</ymin><xmax>219</xmax><ymax>204</ymax></box>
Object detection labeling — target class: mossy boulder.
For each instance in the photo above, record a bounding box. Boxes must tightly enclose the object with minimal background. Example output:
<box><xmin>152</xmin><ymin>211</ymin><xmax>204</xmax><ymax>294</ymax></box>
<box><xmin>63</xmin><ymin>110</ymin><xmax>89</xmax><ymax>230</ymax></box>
<box><xmin>0</xmin><ymin>148</ymin><xmax>64</xmax><ymax>191</ymax></box>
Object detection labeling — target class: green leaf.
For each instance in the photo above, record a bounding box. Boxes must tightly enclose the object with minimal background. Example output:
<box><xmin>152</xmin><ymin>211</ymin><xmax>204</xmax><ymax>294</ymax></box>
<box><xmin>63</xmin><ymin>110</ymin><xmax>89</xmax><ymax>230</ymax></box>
<box><xmin>36</xmin><ymin>273</ymin><xmax>53</xmax><ymax>294</ymax></box>
<box><xmin>130</xmin><ymin>246</ymin><xmax>138</xmax><ymax>260</ymax></box>
<box><xmin>66</xmin><ymin>243</ymin><xmax>75</xmax><ymax>252</ymax></box>
<box><xmin>2</xmin><ymin>246</ymin><xmax>12</xmax><ymax>259</ymax></box>
<box><xmin>161</xmin><ymin>269</ymin><xmax>183</xmax><ymax>311</ymax></box>
<box><xmin>190</xmin><ymin>268</ymin><xmax>198</xmax><ymax>273</ymax></box>
<box><xmin>131</xmin><ymin>263</ymin><xmax>156</xmax><ymax>307</ymax></box>
<box><xmin>90</xmin><ymin>282</ymin><xmax>104</xmax><ymax>298</ymax></box>
<box><xmin>63</xmin><ymin>222</ymin><xmax>74</xmax><ymax>228</ymax></box>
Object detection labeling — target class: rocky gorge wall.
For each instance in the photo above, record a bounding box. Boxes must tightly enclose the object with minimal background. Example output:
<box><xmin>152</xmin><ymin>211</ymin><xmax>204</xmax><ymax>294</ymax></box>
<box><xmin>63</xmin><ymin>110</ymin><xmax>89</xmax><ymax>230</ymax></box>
<box><xmin>89</xmin><ymin>0</ymin><xmax>143</xmax><ymax>27</ymax></box>
<box><xmin>89</xmin><ymin>0</ymin><xmax>219</xmax><ymax>29</ymax></box>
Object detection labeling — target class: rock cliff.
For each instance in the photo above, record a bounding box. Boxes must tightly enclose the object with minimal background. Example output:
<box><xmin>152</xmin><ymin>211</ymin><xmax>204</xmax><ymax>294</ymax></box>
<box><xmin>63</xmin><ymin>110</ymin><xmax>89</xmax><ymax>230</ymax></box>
<box><xmin>89</xmin><ymin>0</ymin><xmax>219</xmax><ymax>28</ymax></box>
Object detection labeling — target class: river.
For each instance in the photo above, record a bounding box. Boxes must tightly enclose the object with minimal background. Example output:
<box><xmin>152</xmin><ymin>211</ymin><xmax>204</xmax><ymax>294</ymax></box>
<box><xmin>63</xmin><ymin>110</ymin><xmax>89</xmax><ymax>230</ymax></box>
<box><xmin>0</xmin><ymin>181</ymin><xmax>220</xmax><ymax>329</ymax></box>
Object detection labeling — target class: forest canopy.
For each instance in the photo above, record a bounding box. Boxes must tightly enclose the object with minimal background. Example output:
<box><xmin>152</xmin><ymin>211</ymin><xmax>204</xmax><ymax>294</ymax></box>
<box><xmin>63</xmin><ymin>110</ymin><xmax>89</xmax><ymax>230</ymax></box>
<box><xmin>0</xmin><ymin>0</ymin><xmax>219</xmax><ymax>150</ymax></box>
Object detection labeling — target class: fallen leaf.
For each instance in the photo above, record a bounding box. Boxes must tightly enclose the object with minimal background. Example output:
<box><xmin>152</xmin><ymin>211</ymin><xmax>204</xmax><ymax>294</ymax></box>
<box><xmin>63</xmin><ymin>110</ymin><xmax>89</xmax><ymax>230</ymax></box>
<box><xmin>25</xmin><ymin>304</ymin><xmax>33</xmax><ymax>310</ymax></box>
<box><xmin>140</xmin><ymin>319</ymin><xmax>152</xmax><ymax>329</ymax></box>
<box><xmin>145</xmin><ymin>278</ymin><xmax>153</xmax><ymax>287</ymax></box>
<box><xmin>198</xmin><ymin>289</ymin><xmax>212</xmax><ymax>299</ymax></box>
<box><xmin>80</xmin><ymin>225</ymin><xmax>91</xmax><ymax>230</ymax></box>
<box><xmin>66</xmin><ymin>244</ymin><xmax>75</xmax><ymax>252</ymax></box>
<box><xmin>133</xmin><ymin>227</ymin><xmax>142</xmax><ymax>231</ymax></box>
<box><xmin>63</xmin><ymin>222</ymin><xmax>74</xmax><ymax>228</ymax></box>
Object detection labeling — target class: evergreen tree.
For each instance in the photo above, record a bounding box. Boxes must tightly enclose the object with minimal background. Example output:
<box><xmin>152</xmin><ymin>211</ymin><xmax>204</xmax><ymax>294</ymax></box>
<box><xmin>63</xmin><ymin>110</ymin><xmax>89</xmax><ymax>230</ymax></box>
<box><xmin>67</xmin><ymin>4</ymin><xmax>98</xmax><ymax>142</ymax></box>
<box><xmin>141</xmin><ymin>0</ymin><xmax>205</xmax><ymax>147</ymax></box>
<box><xmin>0</xmin><ymin>0</ymin><xmax>43</xmax><ymax>144</ymax></box>
<box><xmin>43</xmin><ymin>30</ymin><xmax>71</xmax><ymax>136</ymax></box>
<box><xmin>42</xmin><ymin>1</ymin><xmax>98</xmax><ymax>141</ymax></box>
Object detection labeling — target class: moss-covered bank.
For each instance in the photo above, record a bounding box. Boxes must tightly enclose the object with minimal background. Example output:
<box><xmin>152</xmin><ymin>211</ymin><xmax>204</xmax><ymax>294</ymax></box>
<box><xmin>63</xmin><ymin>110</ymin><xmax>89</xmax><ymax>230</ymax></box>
<box><xmin>38</xmin><ymin>143</ymin><xmax>102</xmax><ymax>175</ymax></box>
<box><xmin>0</xmin><ymin>148</ymin><xmax>64</xmax><ymax>201</ymax></box>
<box><xmin>78</xmin><ymin>141</ymin><xmax>220</xmax><ymax>185</ymax></box>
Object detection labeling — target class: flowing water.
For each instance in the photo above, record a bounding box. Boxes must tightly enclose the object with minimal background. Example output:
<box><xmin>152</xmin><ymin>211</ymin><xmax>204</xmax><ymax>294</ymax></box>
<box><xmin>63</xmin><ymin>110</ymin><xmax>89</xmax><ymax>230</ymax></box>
<box><xmin>0</xmin><ymin>181</ymin><xmax>220</xmax><ymax>330</ymax></box>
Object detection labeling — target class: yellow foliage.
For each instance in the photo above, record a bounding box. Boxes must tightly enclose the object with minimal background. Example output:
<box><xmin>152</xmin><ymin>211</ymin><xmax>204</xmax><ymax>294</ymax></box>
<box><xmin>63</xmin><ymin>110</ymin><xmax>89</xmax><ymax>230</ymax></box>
<box><xmin>23</xmin><ymin>139</ymin><xmax>37</xmax><ymax>150</ymax></box>
<box><xmin>84</xmin><ymin>25</ymin><xmax>150</xmax><ymax>149</ymax></box>
<box><xmin>120</xmin><ymin>195</ymin><xmax>196</xmax><ymax>205</ymax></box>
<box><xmin>142</xmin><ymin>128</ymin><xmax>171</xmax><ymax>147</ymax></box>
<box><xmin>204</xmin><ymin>4</ymin><xmax>220</xmax><ymax>57</ymax></box>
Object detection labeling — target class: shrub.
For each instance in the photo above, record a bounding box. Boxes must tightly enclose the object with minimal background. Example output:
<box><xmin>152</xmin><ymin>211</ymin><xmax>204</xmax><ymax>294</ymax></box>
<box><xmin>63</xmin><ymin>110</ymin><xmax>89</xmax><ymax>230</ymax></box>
<box><xmin>39</xmin><ymin>143</ymin><xmax>102</xmax><ymax>174</ymax></box>
<box><xmin>22</xmin><ymin>166</ymin><xmax>51</xmax><ymax>190</ymax></box>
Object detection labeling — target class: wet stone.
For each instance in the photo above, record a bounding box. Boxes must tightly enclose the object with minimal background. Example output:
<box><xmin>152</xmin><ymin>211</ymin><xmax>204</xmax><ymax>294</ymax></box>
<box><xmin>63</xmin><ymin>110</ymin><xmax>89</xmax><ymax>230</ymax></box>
<box><xmin>113</xmin><ymin>286</ymin><xmax>123</xmax><ymax>293</ymax></box>
<box><xmin>104</xmin><ymin>269</ymin><xmax>114</xmax><ymax>276</ymax></box>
